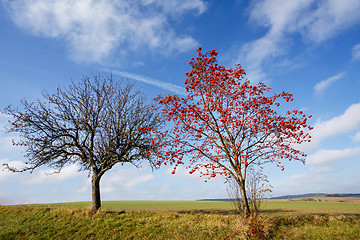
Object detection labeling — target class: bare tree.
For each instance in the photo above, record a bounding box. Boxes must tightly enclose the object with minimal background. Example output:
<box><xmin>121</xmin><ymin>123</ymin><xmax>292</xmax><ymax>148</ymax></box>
<box><xmin>227</xmin><ymin>166</ymin><xmax>272</xmax><ymax>215</ymax></box>
<box><xmin>246</xmin><ymin>167</ymin><xmax>272</xmax><ymax>214</ymax></box>
<box><xmin>2</xmin><ymin>74</ymin><xmax>163</xmax><ymax>213</ymax></box>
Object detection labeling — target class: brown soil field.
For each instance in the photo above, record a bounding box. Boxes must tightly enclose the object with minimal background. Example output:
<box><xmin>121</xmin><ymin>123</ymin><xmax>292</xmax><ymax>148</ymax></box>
<box><xmin>316</xmin><ymin>197</ymin><xmax>360</xmax><ymax>203</ymax></box>
<box><xmin>267</xmin><ymin>196</ymin><xmax>360</xmax><ymax>203</ymax></box>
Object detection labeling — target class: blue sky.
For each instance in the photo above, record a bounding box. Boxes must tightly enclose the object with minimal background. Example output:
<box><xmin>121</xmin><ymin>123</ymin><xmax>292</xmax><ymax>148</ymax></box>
<box><xmin>1</xmin><ymin>0</ymin><xmax>360</xmax><ymax>205</ymax></box>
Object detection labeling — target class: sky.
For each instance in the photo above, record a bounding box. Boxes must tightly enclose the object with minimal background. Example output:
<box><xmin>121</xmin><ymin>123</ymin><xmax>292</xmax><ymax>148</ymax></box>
<box><xmin>1</xmin><ymin>0</ymin><xmax>360</xmax><ymax>205</ymax></box>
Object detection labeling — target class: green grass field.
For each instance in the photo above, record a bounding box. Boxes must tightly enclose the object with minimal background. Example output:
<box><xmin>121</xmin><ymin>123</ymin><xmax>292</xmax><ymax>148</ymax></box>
<box><xmin>1</xmin><ymin>199</ymin><xmax>360</xmax><ymax>239</ymax></box>
<box><xmin>37</xmin><ymin>199</ymin><xmax>360</xmax><ymax>215</ymax></box>
<box><xmin>41</xmin><ymin>200</ymin><xmax>234</xmax><ymax>212</ymax></box>
<box><xmin>262</xmin><ymin>200</ymin><xmax>360</xmax><ymax>215</ymax></box>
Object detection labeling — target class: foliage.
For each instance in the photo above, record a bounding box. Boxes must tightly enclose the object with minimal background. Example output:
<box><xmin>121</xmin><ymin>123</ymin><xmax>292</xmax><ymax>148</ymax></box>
<box><xmin>2</xmin><ymin>74</ymin><xmax>163</xmax><ymax>213</ymax></box>
<box><xmin>156</xmin><ymin>47</ymin><xmax>312</xmax><ymax>215</ymax></box>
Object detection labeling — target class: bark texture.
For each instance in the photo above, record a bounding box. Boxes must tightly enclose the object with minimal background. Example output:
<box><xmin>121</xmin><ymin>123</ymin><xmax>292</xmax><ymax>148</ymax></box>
<box><xmin>239</xmin><ymin>179</ymin><xmax>251</xmax><ymax>216</ymax></box>
<box><xmin>91</xmin><ymin>174</ymin><xmax>101</xmax><ymax>214</ymax></box>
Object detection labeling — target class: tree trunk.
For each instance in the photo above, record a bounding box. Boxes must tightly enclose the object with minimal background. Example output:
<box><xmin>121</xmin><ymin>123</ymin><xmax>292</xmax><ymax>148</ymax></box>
<box><xmin>91</xmin><ymin>174</ymin><xmax>101</xmax><ymax>214</ymax></box>
<box><xmin>239</xmin><ymin>179</ymin><xmax>251</xmax><ymax>216</ymax></box>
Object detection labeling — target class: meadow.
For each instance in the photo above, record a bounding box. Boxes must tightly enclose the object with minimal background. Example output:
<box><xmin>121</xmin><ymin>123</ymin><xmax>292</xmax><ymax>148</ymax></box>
<box><xmin>1</xmin><ymin>198</ymin><xmax>360</xmax><ymax>239</ymax></box>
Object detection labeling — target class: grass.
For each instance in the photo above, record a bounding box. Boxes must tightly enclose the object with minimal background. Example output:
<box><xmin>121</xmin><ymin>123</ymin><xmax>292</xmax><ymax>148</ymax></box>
<box><xmin>262</xmin><ymin>200</ymin><xmax>360</xmax><ymax>215</ymax></box>
<box><xmin>1</xmin><ymin>200</ymin><xmax>360</xmax><ymax>239</ymax></box>
<box><xmin>269</xmin><ymin>214</ymin><xmax>360</xmax><ymax>239</ymax></box>
<box><xmin>37</xmin><ymin>199</ymin><xmax>360</xmax><ymax>215</ymax></box>
<box><xmin>0</xmin><ymin>205</ymin><xmax>249</xmax><ymax>239</ymax></box>
<box><xmin>42</xmin><ymin>200</ymin><xmax>234</xmax><ymax>212</ymax></box>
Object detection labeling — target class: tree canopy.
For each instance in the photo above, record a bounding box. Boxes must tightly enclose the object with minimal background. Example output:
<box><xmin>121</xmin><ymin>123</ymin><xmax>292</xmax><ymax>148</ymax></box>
<box><xmin>156</xmin><ymin>48</ymin><xmax>312</xmax><ymax>215</ymax></box>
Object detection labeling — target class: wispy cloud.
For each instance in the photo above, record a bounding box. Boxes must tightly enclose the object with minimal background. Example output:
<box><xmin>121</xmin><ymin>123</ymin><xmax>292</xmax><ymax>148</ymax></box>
<box><xmin>352</xmin><ymin>43</ymin><xmax>360</xmax><ymax>60</ymax></box>
<box><xmin>289</xmin><ymin>171</ymin><xmax>324</xmax><ymax>183</ymax></box>
<box><xmin>112</xmin><ymin>70</ymin><xmax>186</xmax><ymax>96</ymax></box>
<box><xmin>142</xmin><ymin>0</ymin><xmax>207</xmax><ymax>16</ymax></box>
<box><xmin>123</xmin><ymin>174</ymin><xmax>154</xmax><ymax>189</ymax></box>
<box><xmin>313</xmin><ymin>72</ymin><xmax>346</xmax><ymax>95</ymax></box>
<box><xmin>238</xmin><ymin>0</ymin><xmax>360</xmax><ymax>81</ymax></box>
<box><xmin>101</xmin><ymin>174</ymin><xmax>154</xmax><ymax>193</ymax></box>
<box><xmin>99</xmin><ymin>165</ymin><xmax>155</xmax><ymax>194</ymax></box>
<box><xmin>298</xmin><ymin>0</ymin><xmax>360</xmax><ymax>42</ymax></box>
<box><xmin>240</xmin><ymin>0</ymin><xmax>311</xmax><ymax>69</ymax></box>
<box><xmin>352</xmin><ymin>131</ymin><xmax>360</xmax><ymax>142</ymax></box>
<box><xmin>4</xmin><ymin>0</ymin><xmax>206</xmax><ymax>63</ymax></box>
<box><xmin>21</xmin><ymin>164</ymin><xmax>83</xmax><ymax>184</ymax></box>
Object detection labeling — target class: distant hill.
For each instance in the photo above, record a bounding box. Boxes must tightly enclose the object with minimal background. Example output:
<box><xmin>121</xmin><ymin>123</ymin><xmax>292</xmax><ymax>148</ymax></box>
<box><xmin>198</xmin><ymin>193</ymin><xmax>360</xmax><ymax>201</ymax></box>
<box><xmin>197</xmin><ymin>198</ymin><xmax>232</xmax><ymax>202</ymax></box>
<box><xmin>272</xmin><ymin>193</ymin><xmax>360</xmax><ymax>199</ymax></box>
<box><xmin>271</xmin><ymin>193</ymin><xmax>325</xmax><ymax>199</ymax></box>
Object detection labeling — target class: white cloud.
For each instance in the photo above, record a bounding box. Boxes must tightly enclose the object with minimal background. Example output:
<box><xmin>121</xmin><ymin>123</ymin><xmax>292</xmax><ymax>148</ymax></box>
<box><xmin>123</xmin><ymin>174</ymin><xmax>154</xmax><ymax>189</ymax></box>
<box><xmin>352</xmin><ymin>131</ymin><xmax>360</xmax><ymax>142</ymax></box>
<box><xmin>0</xmin><ymin>135</ymin><xmax>17</xmax><ymax>153</ymax></box>
<box><xmin>141</xmin><ymin>0</ymin><xmax>207</xmax><ymax>16</ymax></box>
<box><xmin>238</xmin><ymin>0</ymin><xmax>360</xmax><ymax>81</ymax></box>
<box><xmin>241</xmin><ymin>0</ymin><xmax>311</xmax><ymax>70</ymax></box>
<box><xmin>4</xmin><ymin>0</ymin><xmax>205</xmax><ymax>63</ymax></box>
<box><xmin>298</xmin><ymin>102</ymin><xmax>360</xmax><ymax>151</ymax></box>
<box><xmin>296</xmin><ymin>0</ymin><xmax>360</xmax><ymax>42</ymax></box>
<box><xmin>313</xmin><ymin>72</ymin><xmax>346</xmax><ymax>95</ymax></box>
<box><xmin>296</xmin><ymin>102</ymin><xmax>360</xmax><ymax>154</ymax></box>
<box><xmin>289</xmin><ymin>171</ymin><xmax>323</xmax><ymax>182</ymax></box>
<box><xmin>352</xmin><ymin>44</ymin><xmax>360</xmax><ymax>60</ymax></box>
<box><xmin>0</xmin><ymin>113</ymin><xmax>25</xmax><ymax>158</ymax></box>
<box><xmin>0</xmin><ymin>111</ymin><xmax>10</xmax><ymax>123</ymax></box>
<box><xmin>240</xmin><ymin>31</ymin><xmax>283</xmax><ymax>70</ymax></box>
<box><xmin>100</xmin><ymin>165</ymin><xmax>155</xmax><ymax>194</ymax></box>
<box><xmin>312</xmin><ymin>103</ymin><xmax>360</xmax><ymax>145</ymax></box>
<box><xmin>77</xmin><ymin>186</ymin><xmax>88</xmax><ymax>193</ymax></box>
<box><xmin>307</xmin><ymin>147</ymin><xmax>360</xmax><ymax>165</ymax></box>
<box><xmin>22</xmin><ymin>164</ymin><xmax>82</xmax><ymax>184</ymax></box>
<box><xmin>0</xmin><ymin>159</ymin><xmax>26</xmax><ymax>181</ymax></box>
<box><xmin>112</xmin><ymin>70</ymin><xmax>186</xmax><ymax>96</ymax></box>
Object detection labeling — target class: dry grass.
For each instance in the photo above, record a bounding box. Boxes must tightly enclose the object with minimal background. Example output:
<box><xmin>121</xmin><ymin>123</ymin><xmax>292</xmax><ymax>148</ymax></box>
<box><xmin>1</xmin><ymin>200</ymin><xmax>360</xmax><ymax>239</ymax></box>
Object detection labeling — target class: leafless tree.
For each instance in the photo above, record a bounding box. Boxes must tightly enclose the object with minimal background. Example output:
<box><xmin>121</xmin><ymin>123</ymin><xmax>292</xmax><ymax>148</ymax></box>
<box><xmin>2</xmin><ymin>74</ymin><xmax>163</xmax><ymax>213</ymax></box>
<box><xmin>246</xmin><ymin>167</ymin><xmax>272</xmax><ymax>214</ymax></box>
<box><xmin>227</xmin><ymin>166</ymin><xmax>272</xmax><ymax>215</ymax></box>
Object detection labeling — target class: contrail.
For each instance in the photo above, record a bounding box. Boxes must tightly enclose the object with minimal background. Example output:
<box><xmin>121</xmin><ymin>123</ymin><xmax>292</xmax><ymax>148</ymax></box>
<box><xmin>112</xmin><ymin>70</ymin><xmax>186</xmax><ymax>96</ymax></box>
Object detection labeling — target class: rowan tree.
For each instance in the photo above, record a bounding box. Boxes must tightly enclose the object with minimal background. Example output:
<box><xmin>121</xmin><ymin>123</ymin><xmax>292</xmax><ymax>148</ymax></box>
<box><xmin>3</xmin><ymin>74</ymin><xmax>163</xmax><ymax>214</ymax></box>
<box><xmin>156</xmin><ymin>48</ymin><xmax>312</xmax><ymax>216</ymax></box>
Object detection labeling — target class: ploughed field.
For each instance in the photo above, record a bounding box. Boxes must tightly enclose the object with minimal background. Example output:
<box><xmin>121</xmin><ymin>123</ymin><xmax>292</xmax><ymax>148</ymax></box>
<box><xmin>1</xmin><ymin>198</ymin><xmax>360</xmax><ymax>239</ymax></box>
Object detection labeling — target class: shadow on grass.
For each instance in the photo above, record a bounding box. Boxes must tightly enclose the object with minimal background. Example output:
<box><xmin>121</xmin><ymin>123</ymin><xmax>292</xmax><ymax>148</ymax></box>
<box><xmin>176</xmin><ymin>208</ymin><xmax>295</xmax><ymax>215</ymax></box>
<box><xmin>103</xmin><ymin>210</ymin><xmax>126</xmax><ymax>215</ymax></box>
<box><xmin>260</xmin><ymin>209</ymin><xmax>296</xmax><ymax>215</ymax></box>
<box><xmin>177</xmin><ymin>209</ymin><xmax>240</xmax><ymax>215</ymax></box>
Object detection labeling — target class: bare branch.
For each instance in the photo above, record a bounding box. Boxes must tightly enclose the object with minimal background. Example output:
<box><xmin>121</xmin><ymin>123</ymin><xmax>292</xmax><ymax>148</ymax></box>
<box><xmin>2</xmin><ymin>73</ymin><xmax>164</xmax><ymax>213</ymax></box>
